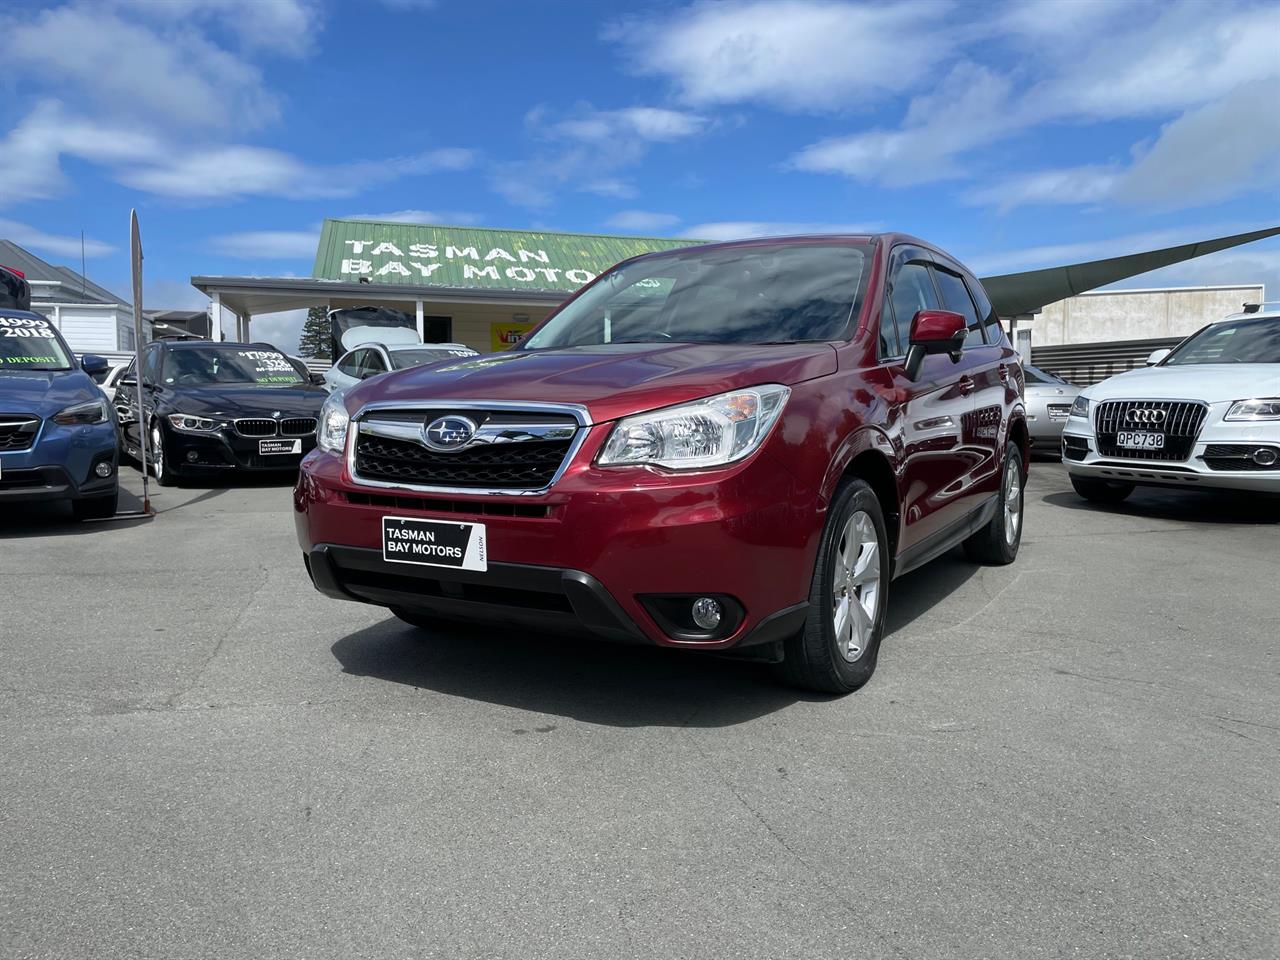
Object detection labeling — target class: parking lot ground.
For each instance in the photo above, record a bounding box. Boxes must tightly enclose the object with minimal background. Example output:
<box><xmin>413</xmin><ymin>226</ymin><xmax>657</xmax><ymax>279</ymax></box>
<box><xmin>2</xmin><ymin>462</ymin><xmax>1277</xmax><ymax>959</ymax></box>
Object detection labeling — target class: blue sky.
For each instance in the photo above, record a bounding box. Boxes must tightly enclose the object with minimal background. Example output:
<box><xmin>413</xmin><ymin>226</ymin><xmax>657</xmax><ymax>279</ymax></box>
<box><xmin>1</xmin><ymin>0</ymin><xmax>1277</xmax><ymax>348</ymax></box>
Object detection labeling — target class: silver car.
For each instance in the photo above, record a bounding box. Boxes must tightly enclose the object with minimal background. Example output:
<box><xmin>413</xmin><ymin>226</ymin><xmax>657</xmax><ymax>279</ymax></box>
<box><xmin>1023</xmin><ymin>363</ymin><xmax>1080</xmax><ymax>455</ymax></box>
<box><xmin>323</xmin><ymin>335</ymin><xmax>479</xmax><ymax>394</ymax></box>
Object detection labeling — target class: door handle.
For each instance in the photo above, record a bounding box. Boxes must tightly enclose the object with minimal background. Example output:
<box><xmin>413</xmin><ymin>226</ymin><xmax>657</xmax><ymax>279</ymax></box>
<box><xmin>958</xmin><ymin>375</ymin><xmax>975</xmax><ymax>396</ymax></box>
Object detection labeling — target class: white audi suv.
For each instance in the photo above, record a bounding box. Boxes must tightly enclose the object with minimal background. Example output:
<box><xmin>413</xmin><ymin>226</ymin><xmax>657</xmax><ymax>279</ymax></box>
<box><xmin>1062</xmin><ymin>304</ymin><xmax>1280</xmax><ymax>502</ymax></box>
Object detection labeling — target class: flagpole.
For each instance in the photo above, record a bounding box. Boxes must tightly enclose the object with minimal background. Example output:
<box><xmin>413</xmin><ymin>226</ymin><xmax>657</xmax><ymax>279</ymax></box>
<box><xmin>130</xmin><ymin>210</ymin><xmax>153</xmax><ymax>515</ymax></box>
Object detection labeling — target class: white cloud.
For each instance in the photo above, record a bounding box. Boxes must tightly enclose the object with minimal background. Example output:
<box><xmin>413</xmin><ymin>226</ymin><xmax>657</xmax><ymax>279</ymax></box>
<box><xmin>0</xmin><ymin>4</ymin><xmax>472</xmax><ymax>207</ymax></box>
<box><xmin>494</xmin><ymin>103</ymin><xmax>707</xmax><ymax>209</ymax></box>
<box><xmin>606</xmin><ymin>211</ymin><xmax>682</xmax><ymax>232</ymax></box>
<box><xmin>610</xmin><ymin>0</ymin><xmax>953</xmax><ymax>111</ymax></box>
<box><xmin>210</xmin><ymin>230</ymin><xmax>320</xmax><ymax>259</ymax></box>
<box><xmin>790</xmin><ymin>63</ymin><xmax>1016</xmax><ymax>185</ymax></box>
<box><xmin>119</xmin><ymin>0</ymin><xmax>323</xmax><ymax>57</ymax></box>
<box><xmin>968</xmin><ymin>80</ymin><xmax>1280</xmax><ymax>211</ymax></box>
<box><xmin>248</xmin><ymin>308</ymin><xmax>309</xmax><ymax>353</ymax></box>
<box><xmin>761</xmin><ymin>0</ymin><xmax>1280</xmax><ymax>211</ymax></box>
<box><xmin>682</xmin><ymin>220</ymin><xmax>882</xmax><ymax>241</ymax></box>
<box><xmin>0</xmin><ymin>219</ymin><xmax>115</xmax><ymax>258</ymax></box>
<box><xmin>345</xmin><ymin>210</ymin><xmax>480</xmax><ymax>225</ymax></box>
<box><xmin>3</xmin><ymin>6</ymin><xmax>282</xmax><ymax>134</ymax></box>
<box><xmin>120</xmin><ymin>145</ymin><xmax>474</xmax><ymax>201</ymax></box>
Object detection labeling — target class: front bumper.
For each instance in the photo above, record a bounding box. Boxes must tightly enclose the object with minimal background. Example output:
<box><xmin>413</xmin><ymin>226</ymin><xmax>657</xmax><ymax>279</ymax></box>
<box><xmin>294</xmin><ymin>428</ymin><xmax>822</xmax><ymax>650</ymax></box>
<box><xmin>1062</xmin><ymin>409</ymin><xmax>1280</xmax><ymax>493</ymax></box>
<box><xmin>164</xmin><ymin>427</ymin><xmax>316</xmax><ymax>473</ymax></box>
<box><xmin>0</xmin><ymin>419</ymin><xmax>118</xmax><ymax>503</ymax></box>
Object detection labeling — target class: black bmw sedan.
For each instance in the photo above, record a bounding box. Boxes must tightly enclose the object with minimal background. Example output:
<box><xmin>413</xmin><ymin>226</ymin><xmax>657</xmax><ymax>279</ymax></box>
<box><xmin>114</xmin><ymin>340</ymin><xmax>326</xmax><ymax>485</ymax></box>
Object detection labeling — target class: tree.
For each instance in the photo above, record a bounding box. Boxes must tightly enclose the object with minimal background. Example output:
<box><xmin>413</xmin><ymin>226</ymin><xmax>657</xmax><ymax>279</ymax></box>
<box><xmin>298</xmin><ymin>305</ymin><xmax>331</xmax><ymax>359</ymax></box>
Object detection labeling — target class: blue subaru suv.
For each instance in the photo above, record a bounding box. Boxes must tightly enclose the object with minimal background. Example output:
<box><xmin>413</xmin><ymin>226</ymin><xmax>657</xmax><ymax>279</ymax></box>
<box><xmin>0</xmin><ymin>310</ymin><xmax>119</xmax><ymax>520</ymax></box>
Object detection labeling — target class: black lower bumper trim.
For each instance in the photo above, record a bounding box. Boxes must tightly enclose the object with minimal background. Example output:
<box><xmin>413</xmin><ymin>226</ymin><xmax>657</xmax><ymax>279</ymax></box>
<box><xmin>305</xmin><ymin>544</ymin><xmax>806</xmax><ymax>649</ymax></box>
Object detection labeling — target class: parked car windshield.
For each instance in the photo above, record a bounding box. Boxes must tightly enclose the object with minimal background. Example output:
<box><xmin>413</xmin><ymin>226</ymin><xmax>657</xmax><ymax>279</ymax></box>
<box><xmin>0</xmin><ymin>315</ymin><xmax>75</xmax><ymax>370</ymax></box>
<box><xmin>1164</xmin><ymin>316</ymin><xmax>1280</xmax><ymax>365</ymax></box>
<box><xmin>1022</xmin><ymin>363</ymin><xmax>1068</xmax><ymax>385</ymax></box>
<box><xmin>161</xmin><ymin>346</ymin><xmax>306</xmax><ymax>386</ymax></box>
<box><xmin>390</xmin><ymin>347</ymin><xmax>478</xmax><ymax>369</ymax></box>
<box><xmin>521</xmin><ymin>242</ymin><xmax>873</xmax><ymax>349</ymax></box>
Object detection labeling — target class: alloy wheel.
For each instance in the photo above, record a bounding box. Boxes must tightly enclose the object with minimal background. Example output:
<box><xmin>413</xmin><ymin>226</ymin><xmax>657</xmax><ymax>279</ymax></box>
<box><xmin>831</xmin><ymin>509</ymin><xmax>881</xmax><ymax>663</ymax></box>
<box><xmin>1003</xmin><ymin>457</ymin><xmax>1022</xmax><ymax>545</ymax></box>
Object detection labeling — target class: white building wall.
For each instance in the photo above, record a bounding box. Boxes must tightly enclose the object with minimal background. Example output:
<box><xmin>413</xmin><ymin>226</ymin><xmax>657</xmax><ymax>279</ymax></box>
<box><xmin>1030</xmin><ymin>285</ymin><xmax>1264</xmax><ymax>346</ymax></box>
<box><xmin>29</xmin><ymin>303</ymin><xmax>132</xmax><ymax>352</ymax></box>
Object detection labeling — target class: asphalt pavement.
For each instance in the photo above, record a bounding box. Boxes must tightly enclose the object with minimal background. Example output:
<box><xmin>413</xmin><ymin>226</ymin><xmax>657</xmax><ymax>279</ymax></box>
<box><xmin>2</xmin><ymin>461</ymin><xmax>1277</xmax><ymax>959</ymax></box>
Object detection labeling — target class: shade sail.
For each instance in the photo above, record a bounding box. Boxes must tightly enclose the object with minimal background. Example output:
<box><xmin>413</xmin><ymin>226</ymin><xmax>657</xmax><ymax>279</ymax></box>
<box><xmin>980</xmin><ymin>225</ymin><xmax>1280</xmax><ymax>317</ymax></box>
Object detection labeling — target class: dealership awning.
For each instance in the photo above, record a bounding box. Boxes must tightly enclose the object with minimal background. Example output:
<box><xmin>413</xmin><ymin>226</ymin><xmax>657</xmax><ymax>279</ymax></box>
<box><xmin>981</xmin><ymin>225</ymin><xmax>1280</xmax><ymax>317</ymax></box>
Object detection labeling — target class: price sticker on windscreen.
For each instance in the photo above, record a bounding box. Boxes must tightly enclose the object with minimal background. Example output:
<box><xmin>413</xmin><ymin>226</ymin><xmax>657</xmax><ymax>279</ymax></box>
<box><xmin>0</xmin><ymin>315</ymin><xmax>55</xmax><ymax>339</ymax></box>
<box><xmin>236</xmin><ymin>350</ymin><xmax>302</xmax><ymax>384</ymax></box>
<box><xmin>382</xmin><ymin>516</ymin><xmax>487</xmax><ymax>571</ymax></box>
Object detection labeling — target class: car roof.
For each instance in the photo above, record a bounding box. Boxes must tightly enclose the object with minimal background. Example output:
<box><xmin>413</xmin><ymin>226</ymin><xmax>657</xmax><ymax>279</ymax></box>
<box><xmin>1220</xmin><ymin>305</ymin><xmax>1280</xmax><ymax>323</ymax></box>
<box><xmin>385</xmin><ymin>342</ymin><xmax>474</xmax><ymax>352</ymax></box>
<box><xmin>161</xmin><ymin>339</ymin><xmax>283</xmax><ymax>350</ymax></box>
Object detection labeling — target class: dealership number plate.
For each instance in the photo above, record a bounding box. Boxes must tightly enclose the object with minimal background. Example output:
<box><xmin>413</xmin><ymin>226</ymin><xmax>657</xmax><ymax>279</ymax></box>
<box><xmin>1047</xmin><ymin>405</ymin><xmax>1071</xmax><ymax>420</ymax></box>
<box><xmin>1116</xmin><ymin>431</ymin><xmax>1165</xmax><ymax>450</ymax></box>
<box><xmin>382</xmin><ymin>516</ymin><xmax>487</xmax><ymax>571</ymax></box>
<box><xmin>259</xmin><ymin>438</ymin><xmax>302</xmax><ymax>455</ymax></box>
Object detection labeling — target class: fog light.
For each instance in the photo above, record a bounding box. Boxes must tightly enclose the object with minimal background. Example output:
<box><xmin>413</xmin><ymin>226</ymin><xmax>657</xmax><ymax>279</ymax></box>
<box><xmin>187</xmin><ymin>451</ymin><xmax>200</xmax><ymax>462</ymax></box>
<box><xmin>691</xmin><ymin>597</ymin><xmax>722</xmax><ymax>631</ymax></box>
<box><xmin>1254</xmin><ymin>448</ymin><xmax>1278</xmax><ymax>466</ymax></box>
<box><xmin>94</xmin><ymin>462</ymin><xmax>113</xmax><ymax>478</ymax></box>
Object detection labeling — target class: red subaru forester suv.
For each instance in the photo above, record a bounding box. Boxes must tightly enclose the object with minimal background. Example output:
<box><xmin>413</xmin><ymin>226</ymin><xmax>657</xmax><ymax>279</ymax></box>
<box><xmin>297</xmin><ymin>235</ymin><xmax>1028</xmax><ymax>693</ymax></box>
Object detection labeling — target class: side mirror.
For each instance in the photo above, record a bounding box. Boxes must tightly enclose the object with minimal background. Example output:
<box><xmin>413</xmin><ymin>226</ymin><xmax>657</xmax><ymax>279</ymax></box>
<box><xmin>310</xmin><ymin>373</ymin><xmax>326</xmax><ymax>385</ymax></box>
<box><xmin>904</xmin><ymin>309</ymin><xmax>967</xmax><ymax>380</ymax></box>
<box><xmin>1146</xmin><ymin>348</ymin><xmax>1171</xmax><ymax>366</ymax></box>
<box><xmin>80</xmin><ymin>354</ymin><xmax>109</xmax><ymax>376</ymax></box>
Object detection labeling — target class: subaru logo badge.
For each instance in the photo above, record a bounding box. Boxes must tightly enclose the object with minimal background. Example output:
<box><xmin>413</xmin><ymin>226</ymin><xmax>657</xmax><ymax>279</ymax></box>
<box><xmin>423</xmin><ymin>415</ymin><xmax>477</xmax><ymax>452</ymax></box>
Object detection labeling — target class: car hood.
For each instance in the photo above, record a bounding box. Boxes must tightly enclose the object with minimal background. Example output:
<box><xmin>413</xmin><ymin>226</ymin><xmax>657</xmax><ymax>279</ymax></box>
<box><xmin>1024</xmin><ymin>382</ymin><xmax>1080</xmax><ymax>399</ymax></box>
<box><xmin>345</xmin><ymin>342</ymin><xmax>839</xmax><ymax>423</ymax></box>
<box><xmin>1085</xmin><ymin>364</ymin><xmax>1280</xmax><ymax>404</ymax></box>
<box><xmin>160</xmin><ymin>383</ymin><xmax>327</xmax><ymax>418</ymax></box>
<box><xmin>0</xmin><ymin>368</ymin><xmax>101</xmax><ymax>416</ymax></box>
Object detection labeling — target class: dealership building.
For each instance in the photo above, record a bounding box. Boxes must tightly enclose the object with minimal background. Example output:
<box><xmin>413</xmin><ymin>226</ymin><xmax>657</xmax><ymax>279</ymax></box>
<box><xmin>193</xmin><ymin>219</ymin><xmax>694</xmax><ymax>354</ymax></box>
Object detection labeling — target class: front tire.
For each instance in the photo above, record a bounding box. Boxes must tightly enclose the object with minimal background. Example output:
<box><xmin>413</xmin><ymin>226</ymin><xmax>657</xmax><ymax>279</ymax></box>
<box><xmin>778</xmin><ymin>478</ymin><xmax>889</xmax><ymax>695</ymax></box>
<box><xmin>964</xmin><ymin>442</ymin><xmax>1025</xmax><ymax>564</ymax></box>
<box><xmin>150</xmin><ymin>421</ymin><xmax>177</xmax><ymax>487</ymax></box>
<box><xmin>1070</xmin><ymin>475</ymin><xmax>1133</xmax><ymax>504</ymax></box>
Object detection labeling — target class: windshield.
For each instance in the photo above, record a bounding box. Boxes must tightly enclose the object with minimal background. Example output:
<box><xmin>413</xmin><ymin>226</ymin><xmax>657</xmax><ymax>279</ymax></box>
<box><xmin>1022</xmin><ymin>363</ymin><xmax>1067</xmax><ymax>385</ymax></box>
<box><xmin>521</xmin><ymin>242</ymin><xmax>872</xmax><ymax>350</ymax></box>
<box><xmin>1164</xmin><ymin>317</ymin><xmax>1280</xmax><ymax>365</ymax></box>
<box><xmin>390</xmin><ymin>347</ymin><xmax>478</xmax><ymax>370</ymax></box>
<box><xmin>0</xmin><ymin>314</ymin><xmax>75</xmax><ymax>370</ymax></box>
<box><xmin>162</xmin><ymin>346</ymin><xmax>306</xmax><ymax>386</ymax></box>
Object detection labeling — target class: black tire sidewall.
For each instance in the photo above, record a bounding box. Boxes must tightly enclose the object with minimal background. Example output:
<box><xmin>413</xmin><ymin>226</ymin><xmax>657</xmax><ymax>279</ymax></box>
<box><xmin>790</xmin><ymin>479</ymin><xmax>890</xmax><ymax>692</ymax></box>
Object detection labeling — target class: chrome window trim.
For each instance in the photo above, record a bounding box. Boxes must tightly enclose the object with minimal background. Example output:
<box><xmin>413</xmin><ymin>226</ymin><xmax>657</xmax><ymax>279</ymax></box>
<box><xmin>347</xmin><ymin>399</ymin><xmax>593</xmax><ymax>497</ymax></box>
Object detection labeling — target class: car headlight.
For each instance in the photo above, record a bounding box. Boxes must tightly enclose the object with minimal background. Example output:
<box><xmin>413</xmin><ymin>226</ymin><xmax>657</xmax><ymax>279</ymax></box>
<box><xmin>318</xmin><ymin>391</ymin><xmax>350</xmax><ymax>453</ymax></box>
<box><xmin>1068</xmin><ymin>395</ymin><xmax>1091</xmax><ymax>419</ymax></box>
<box><xmin>1225</xmin><ymin>398</ymin><xmax>1280</xmax><ymax>421</ymax></box>
<box><xmin>52</xmin><ymin>397</ymin><xmax>109</xmax><ymax>425</ymax></box>
<box><xmin>597</xmin><ymin>384</ymin><xmax>790</xmax><ymax>470</ymax></box>
<box><xmin>167</xmin><ymin>413</ymin><xmax>220</xmax><ymax>433</ymax></box>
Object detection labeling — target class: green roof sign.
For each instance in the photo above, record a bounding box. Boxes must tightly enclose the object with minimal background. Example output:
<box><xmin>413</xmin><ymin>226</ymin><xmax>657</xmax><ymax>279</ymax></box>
<box><xmin>312</xmin><ymin>218</ymin><xmax>698</xmax><ymax>294</ymax></box>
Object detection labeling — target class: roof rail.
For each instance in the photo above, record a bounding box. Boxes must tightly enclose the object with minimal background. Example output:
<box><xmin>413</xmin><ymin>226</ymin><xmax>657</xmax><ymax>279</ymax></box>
<box><xmin>1241</xmin><ymin>301</ymin><xmax>1280</xmax><ymax>313</ymax></box>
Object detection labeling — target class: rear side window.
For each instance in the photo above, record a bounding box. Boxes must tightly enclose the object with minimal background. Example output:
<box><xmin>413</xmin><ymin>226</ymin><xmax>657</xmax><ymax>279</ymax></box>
<box><xmin>360</xmin><ymin>350</ymin><xmax>387</xmax><ymax>377</ymax></box>
<box><xmin>933</xmin><ymin>267</ymin><xmax>985</xmax><ymax>348</ymax></box>
<box><xmin>886</xmin><ymin>261</ymin><xmax>940</xmax><ymax>357</ymax></box>
<box><xmin>337</xmin><ymin>350</ymin><xmax>363</xmax><ymax>377</ymax></box>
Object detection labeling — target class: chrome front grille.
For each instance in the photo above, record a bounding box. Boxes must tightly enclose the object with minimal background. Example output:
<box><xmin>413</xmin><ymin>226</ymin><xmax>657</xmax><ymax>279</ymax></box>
<box><xmin>1094</xmin><ymin>399</ymin><xmax>1207</xmax><ymax>461</ymax></box>
<box><xmin>0</xmin><ymin>415</ymin><xmax>40</xmax><ymax>451</ymax></box>
<box><xmin>350</xmin><ymin>404</ymin><xmax>586</xmax><ymax>493</ymax></box>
